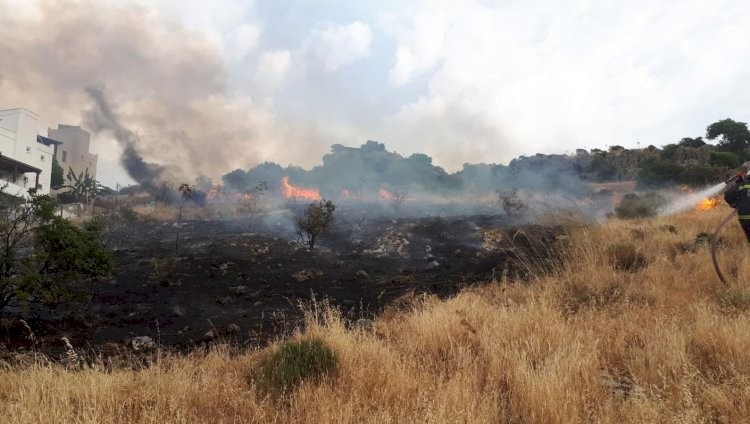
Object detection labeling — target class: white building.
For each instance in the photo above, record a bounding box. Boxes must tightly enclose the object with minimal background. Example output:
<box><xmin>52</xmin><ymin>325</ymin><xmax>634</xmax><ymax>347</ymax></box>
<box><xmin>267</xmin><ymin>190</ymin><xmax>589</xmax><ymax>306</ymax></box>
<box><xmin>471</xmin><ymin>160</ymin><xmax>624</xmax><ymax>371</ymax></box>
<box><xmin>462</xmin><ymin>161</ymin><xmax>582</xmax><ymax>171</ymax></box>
<box><xmin>0</xmin><ymin>108</ymin><xmax>54</xmax><ymax>197</ymax></box>
<box><xmin>48</xmin><ymin>124</ymin><xmax>98</xmax><ymax>182</ymax></box>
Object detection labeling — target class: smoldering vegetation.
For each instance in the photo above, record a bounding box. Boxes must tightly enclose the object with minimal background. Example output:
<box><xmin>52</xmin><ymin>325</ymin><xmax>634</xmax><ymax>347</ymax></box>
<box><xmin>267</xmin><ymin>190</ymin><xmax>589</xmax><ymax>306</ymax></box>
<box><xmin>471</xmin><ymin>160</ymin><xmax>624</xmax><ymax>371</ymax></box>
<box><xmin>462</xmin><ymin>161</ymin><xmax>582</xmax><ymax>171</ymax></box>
<box><xmin>209</xmin><ymin>141</ymin><xmax>613</xmax><ymax>221</ymax></box>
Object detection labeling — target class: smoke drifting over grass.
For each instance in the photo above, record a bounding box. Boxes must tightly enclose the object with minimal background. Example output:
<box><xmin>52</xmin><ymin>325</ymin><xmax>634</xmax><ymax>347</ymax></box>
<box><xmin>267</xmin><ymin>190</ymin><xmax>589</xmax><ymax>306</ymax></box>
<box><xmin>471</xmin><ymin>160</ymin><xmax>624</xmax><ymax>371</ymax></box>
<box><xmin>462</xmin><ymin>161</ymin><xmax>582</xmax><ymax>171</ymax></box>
<box><xmin>0</xmin><ymin>0</ymin><xmax>323</xmax><ymax>184</ymax></box>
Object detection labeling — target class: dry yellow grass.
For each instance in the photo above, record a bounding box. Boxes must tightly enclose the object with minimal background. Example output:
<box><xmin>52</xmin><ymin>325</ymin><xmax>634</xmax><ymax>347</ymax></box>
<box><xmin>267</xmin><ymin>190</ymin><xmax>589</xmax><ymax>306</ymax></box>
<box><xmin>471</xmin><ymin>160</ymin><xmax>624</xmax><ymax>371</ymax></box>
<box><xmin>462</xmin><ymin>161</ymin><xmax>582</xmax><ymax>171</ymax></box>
<box><xmin>2</xmin><ymin>206</ymin><xmax>750</xmax><ymax>423</ymax></box>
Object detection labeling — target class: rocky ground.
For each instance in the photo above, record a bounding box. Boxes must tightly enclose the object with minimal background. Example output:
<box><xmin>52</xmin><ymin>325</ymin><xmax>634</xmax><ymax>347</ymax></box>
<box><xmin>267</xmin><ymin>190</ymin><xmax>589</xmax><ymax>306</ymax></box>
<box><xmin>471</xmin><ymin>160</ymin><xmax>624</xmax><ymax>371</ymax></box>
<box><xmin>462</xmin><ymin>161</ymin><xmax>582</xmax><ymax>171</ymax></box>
<box><xmin>0</xmin><ymin>208</ymin><xmax>566</xmax><ymax>358</ymax></box>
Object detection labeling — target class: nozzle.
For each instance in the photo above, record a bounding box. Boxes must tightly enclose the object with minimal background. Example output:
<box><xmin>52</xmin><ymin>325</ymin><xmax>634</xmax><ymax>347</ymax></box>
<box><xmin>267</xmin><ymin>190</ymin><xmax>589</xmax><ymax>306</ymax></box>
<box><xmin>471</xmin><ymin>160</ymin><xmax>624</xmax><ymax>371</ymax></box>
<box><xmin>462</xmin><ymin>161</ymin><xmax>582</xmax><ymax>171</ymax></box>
<box><xmin>727</xmin><ymin>170</ymin><xmax>747</xmax><ymax>184</ymax></box>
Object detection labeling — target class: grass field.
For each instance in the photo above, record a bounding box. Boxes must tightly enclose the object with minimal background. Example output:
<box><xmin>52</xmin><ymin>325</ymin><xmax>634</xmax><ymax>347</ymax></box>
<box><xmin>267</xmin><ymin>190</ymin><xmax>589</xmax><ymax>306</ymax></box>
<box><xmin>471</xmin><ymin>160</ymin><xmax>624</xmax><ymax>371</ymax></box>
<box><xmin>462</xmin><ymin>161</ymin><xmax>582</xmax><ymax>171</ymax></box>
<box><xmin>2</xmin><ymin>207</ymin><xmax>749</xmax><ymax>423</ymax></box>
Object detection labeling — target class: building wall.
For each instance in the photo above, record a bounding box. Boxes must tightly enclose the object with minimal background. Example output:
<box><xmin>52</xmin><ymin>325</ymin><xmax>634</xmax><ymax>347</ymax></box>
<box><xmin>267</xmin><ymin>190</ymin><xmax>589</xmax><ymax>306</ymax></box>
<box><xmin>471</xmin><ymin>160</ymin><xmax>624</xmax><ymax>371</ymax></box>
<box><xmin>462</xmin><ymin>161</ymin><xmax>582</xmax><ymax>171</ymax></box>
<box><xmin>0</xmin><ymin>109</ymin><xmax>53</xmax><ymax>195</ymax></box>
<box><xmin>48</xmin><ymin>124</ymin><xmax>98</xmax><ymax>182</ymax></box>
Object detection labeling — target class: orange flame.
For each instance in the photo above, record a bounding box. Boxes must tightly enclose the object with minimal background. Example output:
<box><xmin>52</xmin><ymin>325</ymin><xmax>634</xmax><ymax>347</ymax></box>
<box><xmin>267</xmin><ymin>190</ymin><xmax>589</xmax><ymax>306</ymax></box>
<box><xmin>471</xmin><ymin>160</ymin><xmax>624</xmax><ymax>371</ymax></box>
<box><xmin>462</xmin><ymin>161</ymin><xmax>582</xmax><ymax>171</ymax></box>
<box><xmin>206</xmin><ymin>185</ymin><xmax>224</xmax><ymax>201</ymax></box>
<box><xmin>378</xmin><ymin>188</ymin><xmax>394</xmax><ymax>201</ymax></box>
<box><xmin>281</xmin><ymin>176</ymin><xmax>321</xmax><ymax>201</ymax></box>
<box><xmin>696</xmin><ymin>197</ymin><xmax>720</xmax><ymax>211</ymax></box>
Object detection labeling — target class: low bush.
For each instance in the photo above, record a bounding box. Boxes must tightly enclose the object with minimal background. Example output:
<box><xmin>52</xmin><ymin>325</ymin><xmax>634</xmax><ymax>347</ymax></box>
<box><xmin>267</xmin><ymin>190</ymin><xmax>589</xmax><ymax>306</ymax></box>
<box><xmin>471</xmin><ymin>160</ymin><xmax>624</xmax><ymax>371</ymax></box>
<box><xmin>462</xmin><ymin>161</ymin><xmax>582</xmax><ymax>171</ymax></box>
<box><xmin>718</xmin><ymin>289</ymin><xmax>750</xmax><ymax>311</ymax></box>
<box><xmin>614</xmin><ymin>192</ymin><xmax>666</xmax><ymax>219</ymax></box>
<box><xmin>253</xmin><ymin>338</ymin><xmax>338</xmax><ymax>396</ymax></box>
<box><xmin>606</xmin><ymin>243</ymin><xmax>647</xmax><ymax>272</ymax></box>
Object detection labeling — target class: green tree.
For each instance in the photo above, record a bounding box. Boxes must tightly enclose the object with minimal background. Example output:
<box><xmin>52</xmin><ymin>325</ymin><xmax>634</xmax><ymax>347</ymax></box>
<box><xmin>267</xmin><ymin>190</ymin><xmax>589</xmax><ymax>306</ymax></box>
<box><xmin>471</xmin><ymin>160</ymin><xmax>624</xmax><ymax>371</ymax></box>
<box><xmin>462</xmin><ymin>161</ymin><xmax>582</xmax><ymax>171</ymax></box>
<box><xmin>678</xmin><ymin>137</ymin><xmax>706</xmax><ymax>148</ymax></box>
<box><xmin>51</xmin><ymin>158</ymin><xmax>64</xmax><ymax>189</ymax></box>
<box><xmin>706</xmin><ymin>118</ymin><xmax>750</xmax><ymax>153</ymax></box>
<box><xmin>295</xmin><ymin>200</ymin><xmax>336</xmax><ymax>250</ymax></box>
<box><xmin>0</xmin><ymin>193</ymin><xmax>112</xmax><ymax>315</ymax></box>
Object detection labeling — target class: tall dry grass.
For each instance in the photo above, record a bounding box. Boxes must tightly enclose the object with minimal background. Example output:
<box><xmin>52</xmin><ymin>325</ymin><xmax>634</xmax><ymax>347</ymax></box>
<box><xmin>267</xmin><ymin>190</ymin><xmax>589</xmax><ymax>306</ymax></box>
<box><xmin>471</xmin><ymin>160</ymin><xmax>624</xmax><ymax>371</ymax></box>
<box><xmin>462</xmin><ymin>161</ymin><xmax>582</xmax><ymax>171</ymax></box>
<box><xmin>2</xmin><ymin>207</ymin><xmax>750</xmax><ymax>423</ymax></box>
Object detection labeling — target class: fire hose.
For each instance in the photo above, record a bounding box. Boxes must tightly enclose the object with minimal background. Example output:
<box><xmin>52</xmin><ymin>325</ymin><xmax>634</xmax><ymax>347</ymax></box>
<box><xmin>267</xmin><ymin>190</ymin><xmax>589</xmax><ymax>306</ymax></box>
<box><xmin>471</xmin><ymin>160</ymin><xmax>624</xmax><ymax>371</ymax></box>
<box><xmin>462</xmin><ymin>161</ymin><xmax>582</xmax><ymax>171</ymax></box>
<box><xmin>710</xmin><ymin>170</ymin><xmax>749</xmax><ymax>285</ymax></box>
<box><xmin>711</xmin><ymin>209</ymin><xmax>736</xmax><ymax>286</ymax></box>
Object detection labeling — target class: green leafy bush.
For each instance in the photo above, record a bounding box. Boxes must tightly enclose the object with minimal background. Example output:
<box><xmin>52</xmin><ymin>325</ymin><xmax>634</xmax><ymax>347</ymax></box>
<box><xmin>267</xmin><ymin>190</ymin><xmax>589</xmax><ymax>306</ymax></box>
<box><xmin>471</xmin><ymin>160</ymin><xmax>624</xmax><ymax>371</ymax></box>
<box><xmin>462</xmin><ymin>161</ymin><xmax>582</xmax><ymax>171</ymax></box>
<box><xmin>614</xmin><ymin>192</ymin><xmax>666</xmax><ymax>219</ymax></box>
<box><xmin>636</xmin><ymin>159</ymin><xmax>683</xmax><ymax>187</ymax></box>
<box><xmin>606</xmin><ymin>243</ymin><xmax>647</xmax><ymax>272</ymax></box>
<box><xmin>253</xmin><ymin>338</ymin><xmax>338</xmax><ymax>396</ymax></box>
<box><xmin>678</xmin><ymin>164</ymin><xmax>726</xmax><ymax>187</ymax></box>
<box><xmin>295</xmin><ymin>200</ymin><xmax>336</xmax><ymax>250</ymax></box>
<box><xmin>0</xmin><ymin>193</ymin><xmax>113</xmax><ymax>315</ymax></box>
<box><xmin>710</xmin><ymin>151</ymin><xmax>740</xmax><ymax>169</ymax></box>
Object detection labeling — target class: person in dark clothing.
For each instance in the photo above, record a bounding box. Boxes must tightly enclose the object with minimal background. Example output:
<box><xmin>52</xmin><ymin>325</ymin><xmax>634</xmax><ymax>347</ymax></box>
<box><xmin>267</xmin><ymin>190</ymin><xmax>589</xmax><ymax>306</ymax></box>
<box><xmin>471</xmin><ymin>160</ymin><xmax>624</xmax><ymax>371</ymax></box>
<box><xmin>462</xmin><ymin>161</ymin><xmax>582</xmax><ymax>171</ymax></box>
<box><xmin>724</xmin><ymin>163</ymin><xmax>750</xmax><ymax>242</ymax></box>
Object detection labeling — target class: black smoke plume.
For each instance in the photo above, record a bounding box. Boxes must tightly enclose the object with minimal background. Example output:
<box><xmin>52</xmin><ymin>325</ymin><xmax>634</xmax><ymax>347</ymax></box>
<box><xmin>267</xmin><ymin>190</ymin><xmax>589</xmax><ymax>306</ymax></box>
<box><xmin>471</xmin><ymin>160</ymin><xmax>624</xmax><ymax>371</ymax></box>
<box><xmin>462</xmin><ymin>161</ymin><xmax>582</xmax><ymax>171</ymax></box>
<box><xmin>82</xmin><ymin>87</ymin><xmax>166</xmax><ymax>193</ymax></box>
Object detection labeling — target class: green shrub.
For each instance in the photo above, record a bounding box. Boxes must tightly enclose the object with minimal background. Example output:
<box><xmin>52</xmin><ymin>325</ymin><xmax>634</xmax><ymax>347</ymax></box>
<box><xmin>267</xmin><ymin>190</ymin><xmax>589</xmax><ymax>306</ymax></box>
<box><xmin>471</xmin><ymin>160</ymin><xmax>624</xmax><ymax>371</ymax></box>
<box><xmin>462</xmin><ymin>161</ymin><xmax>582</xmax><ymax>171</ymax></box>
<box><xmin>678</xmin><ymin>164</ymin><xmax>726</xmax><ymax>187</ymax></box>
<box><xmin>253</xmin><ymin>338</ymin><xmax>337</xmax><ymax>396</ymax></box>
<box><xmin>636</xmin><ymin>158</ymin><xmax>682</xmax><ymax>187</ymax></box>
<box><xmin>295</xmin><ymin>200</ymin><xmax>336</xmax><ymax>250</ymax></box>
<box><xmin>710</xmin><ymin>151</ymin><xmax>740</xmax><ymax>169</ymax></box>
<box><xmin>614</xmin><ymin>192</ymin><xmax>666</xmax><ymax>219</ymax></box>
<box><xmin>0</xmin><ymin>194</ymin><xmax>113</xmax><ymax>314</ymax></box>
<box><xmin>606</xmin><ymin>243</ymin><xmax>647</xmax><ymax>272</ymax></box>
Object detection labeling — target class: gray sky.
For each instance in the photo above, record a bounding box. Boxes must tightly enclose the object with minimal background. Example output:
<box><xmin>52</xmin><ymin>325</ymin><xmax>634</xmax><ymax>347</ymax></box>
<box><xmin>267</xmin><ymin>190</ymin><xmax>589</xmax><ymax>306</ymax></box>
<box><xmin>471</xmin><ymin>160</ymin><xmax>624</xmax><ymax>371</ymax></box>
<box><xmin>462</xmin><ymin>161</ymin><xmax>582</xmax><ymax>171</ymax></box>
<box><xmin>2</xmin><ymin>0</ymin><xmax>750</xmax><ymax>187</ymax></box>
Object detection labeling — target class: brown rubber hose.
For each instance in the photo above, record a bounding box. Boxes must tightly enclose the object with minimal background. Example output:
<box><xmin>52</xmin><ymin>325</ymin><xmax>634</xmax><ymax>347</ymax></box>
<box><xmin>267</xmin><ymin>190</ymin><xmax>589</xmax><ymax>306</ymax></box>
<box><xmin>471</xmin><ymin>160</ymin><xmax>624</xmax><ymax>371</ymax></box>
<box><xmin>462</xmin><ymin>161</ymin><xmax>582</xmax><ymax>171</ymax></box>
<box><xmin>711</xmin><ymin>210</ymin><xmax>737</xmax><ymax>286</ymax></box>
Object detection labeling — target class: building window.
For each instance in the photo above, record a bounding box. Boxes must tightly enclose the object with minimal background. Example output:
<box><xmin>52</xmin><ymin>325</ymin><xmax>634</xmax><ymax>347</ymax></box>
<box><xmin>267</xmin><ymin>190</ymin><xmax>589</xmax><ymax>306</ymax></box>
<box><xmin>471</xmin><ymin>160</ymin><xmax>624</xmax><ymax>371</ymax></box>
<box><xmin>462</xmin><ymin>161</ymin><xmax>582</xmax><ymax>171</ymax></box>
<box><xmin>25</xmin><ymin>146</ymin><xmax>31</xmax><ymax>154</ymax></box>
<box><xmin>62</xmin><ymin>151</ymin><xmax>67</xmax><ymax>163</ymax></box>
<box><xmin>40</xmin><ymin>155</ymin><xmax>45</xmax><ymax>162</ymax></box>
<box><xmin>23</xmin><ymin>176</ymin><xmax>28</xmax><ymax>186</ymax></box>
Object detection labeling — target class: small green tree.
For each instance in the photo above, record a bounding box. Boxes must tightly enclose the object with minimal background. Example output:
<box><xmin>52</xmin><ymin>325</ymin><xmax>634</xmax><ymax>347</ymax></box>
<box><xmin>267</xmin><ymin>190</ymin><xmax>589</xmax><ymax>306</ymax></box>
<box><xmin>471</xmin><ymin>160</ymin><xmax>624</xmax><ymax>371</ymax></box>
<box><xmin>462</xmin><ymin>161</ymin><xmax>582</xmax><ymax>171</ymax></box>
<box><xmin>51</xmin><ymin>158</ymin><xmax>64</xmax><ymax>189</ymax></box>
<box><xmin>295</xmin><ymin>200</ymin><xmax>336</xmax><ymax>250</ymax></box>
<box><xmin>0</xmin><ymin>192</ymin><xmax>113</xmax><ymax>315</ymax></box>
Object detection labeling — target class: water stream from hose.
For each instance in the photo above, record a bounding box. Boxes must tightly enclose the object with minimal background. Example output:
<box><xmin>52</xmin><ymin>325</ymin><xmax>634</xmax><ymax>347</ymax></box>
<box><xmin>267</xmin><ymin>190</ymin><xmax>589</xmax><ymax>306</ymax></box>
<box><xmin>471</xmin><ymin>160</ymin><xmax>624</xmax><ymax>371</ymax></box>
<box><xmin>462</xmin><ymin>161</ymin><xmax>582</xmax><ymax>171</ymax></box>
<box><xmin>657</xmin><ymin>182</ymin><xmax>727</xmax><ymax>216</ymax></box>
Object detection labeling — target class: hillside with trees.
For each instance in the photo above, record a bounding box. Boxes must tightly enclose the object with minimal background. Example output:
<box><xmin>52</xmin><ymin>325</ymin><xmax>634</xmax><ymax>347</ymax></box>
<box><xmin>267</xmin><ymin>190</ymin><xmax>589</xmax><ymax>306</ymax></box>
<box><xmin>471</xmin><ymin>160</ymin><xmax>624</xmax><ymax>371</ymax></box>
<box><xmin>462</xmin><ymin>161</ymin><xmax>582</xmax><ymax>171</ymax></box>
<box><xmin>220</xmin><ymin>118</ymin><xmax>750</xmax><ymax>196</ymax></box>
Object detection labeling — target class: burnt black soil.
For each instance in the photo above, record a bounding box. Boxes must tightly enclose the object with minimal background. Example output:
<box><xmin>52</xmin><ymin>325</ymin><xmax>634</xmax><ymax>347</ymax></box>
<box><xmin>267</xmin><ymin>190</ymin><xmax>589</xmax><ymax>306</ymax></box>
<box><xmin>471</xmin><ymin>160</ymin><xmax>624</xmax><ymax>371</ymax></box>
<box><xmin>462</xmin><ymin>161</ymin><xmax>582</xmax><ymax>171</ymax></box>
<box><xmin>0</xmin><ymin>212</ymin><xmax>565</xmax><ymax>357</ymax></box>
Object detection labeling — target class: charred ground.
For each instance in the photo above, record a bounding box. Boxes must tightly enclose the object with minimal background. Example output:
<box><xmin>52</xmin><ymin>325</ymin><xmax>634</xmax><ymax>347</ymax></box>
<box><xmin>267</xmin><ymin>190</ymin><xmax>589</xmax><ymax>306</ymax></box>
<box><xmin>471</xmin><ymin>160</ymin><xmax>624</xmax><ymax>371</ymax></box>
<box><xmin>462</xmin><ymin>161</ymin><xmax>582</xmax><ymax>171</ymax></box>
<box><xmin>0</xmin><ymin>206</ymin><xmax>566</xmax><ymax>358</ymax></box>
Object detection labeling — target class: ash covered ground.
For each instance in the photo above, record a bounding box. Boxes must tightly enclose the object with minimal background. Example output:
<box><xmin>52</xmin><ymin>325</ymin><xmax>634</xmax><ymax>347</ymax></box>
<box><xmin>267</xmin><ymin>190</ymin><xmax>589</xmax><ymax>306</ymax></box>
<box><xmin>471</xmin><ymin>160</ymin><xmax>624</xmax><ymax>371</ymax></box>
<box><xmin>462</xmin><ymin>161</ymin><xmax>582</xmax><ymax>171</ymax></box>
<box><xmin>0</xmin><ymin>202</ymin><xmax>567</xmax><ymax>357</ymax></box>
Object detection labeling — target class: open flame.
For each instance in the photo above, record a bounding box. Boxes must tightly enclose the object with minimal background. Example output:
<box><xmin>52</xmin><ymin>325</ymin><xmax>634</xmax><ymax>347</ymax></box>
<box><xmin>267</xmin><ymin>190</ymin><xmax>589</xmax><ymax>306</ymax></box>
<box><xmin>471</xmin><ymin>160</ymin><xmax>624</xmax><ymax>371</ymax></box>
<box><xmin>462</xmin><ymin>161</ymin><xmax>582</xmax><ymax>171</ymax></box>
<box><xmin>696</xmin><ymin>197</ymin><xmax>720</xmax><ymax>211</ymax></box>
<box><xmin>378</xmin><ymin>188</ymin><xmax>394</xmax><ymax>201</ymax></box>
<box><xmin>281</xmin><ymin>176</ymin><xmax>321</xmax><ymax>201</ymax></box>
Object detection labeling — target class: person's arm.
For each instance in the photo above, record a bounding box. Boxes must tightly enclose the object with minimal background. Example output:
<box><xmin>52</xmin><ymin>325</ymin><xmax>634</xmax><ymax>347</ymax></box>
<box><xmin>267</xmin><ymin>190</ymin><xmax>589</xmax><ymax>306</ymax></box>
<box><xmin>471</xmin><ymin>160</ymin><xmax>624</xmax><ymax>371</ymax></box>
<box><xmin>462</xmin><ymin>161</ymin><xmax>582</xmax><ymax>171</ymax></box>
<box><xmin>725</xmin><ymin>184</ymin><xmax>740</xmax><ymax>208</ymax></box>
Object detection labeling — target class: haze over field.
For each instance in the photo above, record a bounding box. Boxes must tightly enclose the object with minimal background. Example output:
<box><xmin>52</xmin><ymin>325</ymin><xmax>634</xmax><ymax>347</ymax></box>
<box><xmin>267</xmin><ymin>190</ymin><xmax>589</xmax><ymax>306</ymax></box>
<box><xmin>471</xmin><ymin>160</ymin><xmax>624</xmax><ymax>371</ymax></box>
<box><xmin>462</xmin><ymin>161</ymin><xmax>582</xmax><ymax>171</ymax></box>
<box><xmin>2</xmin><ymin>0</ymin><xmax>750</xmax><ymax>187</ymax></box>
